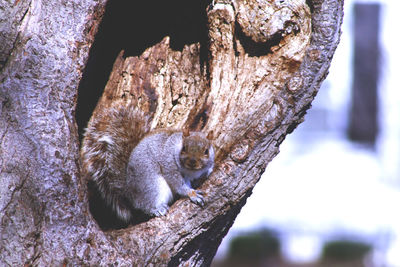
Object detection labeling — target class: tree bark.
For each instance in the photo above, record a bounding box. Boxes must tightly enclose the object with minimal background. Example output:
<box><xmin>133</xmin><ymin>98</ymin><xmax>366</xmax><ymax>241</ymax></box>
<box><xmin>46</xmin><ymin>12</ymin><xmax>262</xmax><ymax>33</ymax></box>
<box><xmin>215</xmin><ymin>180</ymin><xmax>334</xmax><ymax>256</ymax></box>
<box><xmin>0</xmin><ymin>0</ymin><xmax>344</xmax><ymax>266</ymax></box>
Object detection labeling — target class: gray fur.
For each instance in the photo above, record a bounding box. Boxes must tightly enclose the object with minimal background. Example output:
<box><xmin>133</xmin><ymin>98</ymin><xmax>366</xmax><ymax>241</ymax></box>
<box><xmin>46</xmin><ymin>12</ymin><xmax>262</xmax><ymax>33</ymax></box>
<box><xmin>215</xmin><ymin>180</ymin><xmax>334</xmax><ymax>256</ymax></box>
<box><xmin>81</xmin><ymin>103</ymin><xmax>214</xmax><ymax>222</ymax></box>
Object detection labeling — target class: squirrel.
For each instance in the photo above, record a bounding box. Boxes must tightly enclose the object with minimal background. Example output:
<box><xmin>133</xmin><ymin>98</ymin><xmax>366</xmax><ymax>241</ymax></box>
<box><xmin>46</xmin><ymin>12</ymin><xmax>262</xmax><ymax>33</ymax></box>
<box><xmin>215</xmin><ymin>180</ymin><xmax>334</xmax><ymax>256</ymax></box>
<box><xmin>81</xmin><ymin>101</ymin><xmax>215</xmax><ymax>222</ymax></box>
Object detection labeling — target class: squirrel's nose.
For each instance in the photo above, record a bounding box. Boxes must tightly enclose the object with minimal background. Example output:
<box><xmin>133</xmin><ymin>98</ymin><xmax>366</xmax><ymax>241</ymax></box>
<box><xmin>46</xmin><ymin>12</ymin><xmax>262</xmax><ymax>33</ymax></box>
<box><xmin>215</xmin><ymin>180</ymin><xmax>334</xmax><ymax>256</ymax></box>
<box><xmin>189</xmin><ymin>159</ymin><xmax>197</xmax><ymax>166</ymax></box>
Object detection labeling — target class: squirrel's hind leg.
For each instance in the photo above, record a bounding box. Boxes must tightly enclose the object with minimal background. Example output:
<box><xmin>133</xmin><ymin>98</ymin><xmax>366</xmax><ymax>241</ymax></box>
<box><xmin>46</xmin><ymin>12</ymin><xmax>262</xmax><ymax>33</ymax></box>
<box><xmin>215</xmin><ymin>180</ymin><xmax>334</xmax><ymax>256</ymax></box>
<box><xmin>145</xmin><ymin>175</ymin><xmax>173</xmax><ymax>217</ymax></box>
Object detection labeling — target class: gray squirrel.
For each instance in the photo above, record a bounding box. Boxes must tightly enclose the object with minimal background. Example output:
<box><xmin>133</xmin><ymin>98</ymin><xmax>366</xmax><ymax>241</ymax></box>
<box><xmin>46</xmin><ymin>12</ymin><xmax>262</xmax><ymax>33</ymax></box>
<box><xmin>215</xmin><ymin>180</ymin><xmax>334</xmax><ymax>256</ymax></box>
<box><xmin>81</xmin><ymin>101</ymin><xmax>215</xmax><ymax>222</ymax></box>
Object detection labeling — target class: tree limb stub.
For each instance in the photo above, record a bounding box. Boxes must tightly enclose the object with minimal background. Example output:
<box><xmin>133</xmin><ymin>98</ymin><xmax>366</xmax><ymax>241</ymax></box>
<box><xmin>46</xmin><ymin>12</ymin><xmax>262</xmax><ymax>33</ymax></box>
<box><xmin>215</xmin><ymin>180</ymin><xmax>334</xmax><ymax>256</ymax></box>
<box><xmin>0</xmin><ymin>0</ymin><xmax>343</xmax><ymax>265</ymax></box>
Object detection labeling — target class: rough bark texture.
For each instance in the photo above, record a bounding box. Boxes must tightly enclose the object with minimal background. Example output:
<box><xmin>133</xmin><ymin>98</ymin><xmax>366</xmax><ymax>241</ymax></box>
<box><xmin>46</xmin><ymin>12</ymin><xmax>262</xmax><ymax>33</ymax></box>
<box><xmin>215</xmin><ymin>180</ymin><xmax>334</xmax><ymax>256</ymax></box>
<box><xmin>0</xmin><ymin>0</ymin><xmax>344</xmax><ymax>266</ymax></box>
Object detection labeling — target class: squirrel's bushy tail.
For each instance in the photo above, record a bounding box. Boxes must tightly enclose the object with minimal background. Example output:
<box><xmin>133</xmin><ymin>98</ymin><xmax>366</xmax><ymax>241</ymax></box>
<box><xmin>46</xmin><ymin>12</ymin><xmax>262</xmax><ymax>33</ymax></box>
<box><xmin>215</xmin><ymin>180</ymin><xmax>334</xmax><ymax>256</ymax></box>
<box><xmin>81</xmin><ymin>102</ymin><xmax>150</xmax><ymax>222</ymax></box>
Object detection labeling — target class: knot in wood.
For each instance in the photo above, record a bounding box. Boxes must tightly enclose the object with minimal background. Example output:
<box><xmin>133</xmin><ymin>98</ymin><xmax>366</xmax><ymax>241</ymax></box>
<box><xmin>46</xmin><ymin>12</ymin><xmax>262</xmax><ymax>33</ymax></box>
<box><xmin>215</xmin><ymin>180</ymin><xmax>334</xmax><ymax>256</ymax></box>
<box><xmin>287</xmin><ymin>75</ymin><xmax>304</xmax><ymax>92</ymax></box>
<box><xmin>234</xmin><ymin>0</ymin><xmax>307</xmax><ymax>43</ymax></box>
<box><xmin>230</xmin><ymin>140</ymin><xmax>251</xmax><ymax>163</ymax></box>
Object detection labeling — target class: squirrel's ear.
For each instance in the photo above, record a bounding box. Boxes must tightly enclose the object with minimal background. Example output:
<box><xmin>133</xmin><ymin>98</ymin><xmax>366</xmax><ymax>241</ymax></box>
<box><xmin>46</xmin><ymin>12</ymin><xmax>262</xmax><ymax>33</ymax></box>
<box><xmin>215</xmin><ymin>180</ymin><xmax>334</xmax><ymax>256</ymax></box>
<box><xmin>183</xmin><ymin>128</ymin><xmax>190</xmax><ymax>137</ymax></box>
<box><xmin>206</xmin><ymin>130</ymin><xmax>214</xmax><ymax>141</ymax></box>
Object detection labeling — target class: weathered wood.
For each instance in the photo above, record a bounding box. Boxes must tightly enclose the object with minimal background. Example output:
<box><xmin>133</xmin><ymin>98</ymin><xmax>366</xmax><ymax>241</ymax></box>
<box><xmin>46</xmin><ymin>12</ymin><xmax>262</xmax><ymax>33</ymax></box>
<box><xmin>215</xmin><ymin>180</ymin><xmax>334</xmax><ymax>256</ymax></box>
<box><xmin>0</xmin><ymin>0</ymin><xmax>111</xmax><ymax>265</ymax></box>
<box><xmin>0</xmin><ymin>0</ymin><xmax>344</xmax><ymax>265</ymax></box>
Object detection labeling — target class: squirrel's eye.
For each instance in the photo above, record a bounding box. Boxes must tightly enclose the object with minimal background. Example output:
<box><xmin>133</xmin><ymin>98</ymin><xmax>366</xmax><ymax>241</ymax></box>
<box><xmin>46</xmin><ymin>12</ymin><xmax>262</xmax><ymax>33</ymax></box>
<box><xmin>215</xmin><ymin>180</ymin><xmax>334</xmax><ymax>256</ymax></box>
<box><xmin>182</xmin><ymin>145</ymin><xmax>187</xmax><ymax>152</ymax></box>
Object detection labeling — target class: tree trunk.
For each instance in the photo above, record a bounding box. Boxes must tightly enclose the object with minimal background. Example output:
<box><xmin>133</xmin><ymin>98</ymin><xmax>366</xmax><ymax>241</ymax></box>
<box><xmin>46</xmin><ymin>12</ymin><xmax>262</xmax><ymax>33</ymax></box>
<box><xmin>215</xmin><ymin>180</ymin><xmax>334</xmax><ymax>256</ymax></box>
<box><xmin>0</xmin><ymin>0</ymin><xmax>344</xmax><ymax>266</ymax></box>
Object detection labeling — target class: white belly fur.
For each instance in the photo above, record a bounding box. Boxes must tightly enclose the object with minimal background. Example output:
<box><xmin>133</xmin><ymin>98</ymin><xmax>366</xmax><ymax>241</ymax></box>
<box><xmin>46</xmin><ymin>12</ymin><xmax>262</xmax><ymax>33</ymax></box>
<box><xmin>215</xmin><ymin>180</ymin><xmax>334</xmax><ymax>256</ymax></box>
<box><xmin>156</xmin><ymin>175</ymin><xmax>173</xmax><ymax>206</ymax></box>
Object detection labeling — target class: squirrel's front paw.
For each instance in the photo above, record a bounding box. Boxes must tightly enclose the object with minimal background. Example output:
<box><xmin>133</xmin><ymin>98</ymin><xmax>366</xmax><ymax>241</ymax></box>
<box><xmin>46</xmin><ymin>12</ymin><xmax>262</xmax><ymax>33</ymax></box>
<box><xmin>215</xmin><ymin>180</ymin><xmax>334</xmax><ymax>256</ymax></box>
<box><xmin>188</xmin><ymin>189</ymin><xmax>205</xmax><ymax>207</ymax></box>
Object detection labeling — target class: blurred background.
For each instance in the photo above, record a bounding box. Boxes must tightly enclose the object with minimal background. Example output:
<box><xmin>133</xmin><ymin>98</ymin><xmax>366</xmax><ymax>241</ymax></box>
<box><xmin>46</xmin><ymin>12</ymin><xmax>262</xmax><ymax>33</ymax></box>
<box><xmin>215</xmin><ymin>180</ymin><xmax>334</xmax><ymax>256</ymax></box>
<box><xmin>212</xmin><ymin>0</ymin><xmax>400</xmax><ymax>266</ymax></box>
